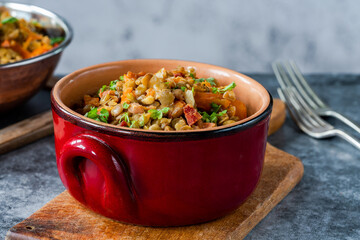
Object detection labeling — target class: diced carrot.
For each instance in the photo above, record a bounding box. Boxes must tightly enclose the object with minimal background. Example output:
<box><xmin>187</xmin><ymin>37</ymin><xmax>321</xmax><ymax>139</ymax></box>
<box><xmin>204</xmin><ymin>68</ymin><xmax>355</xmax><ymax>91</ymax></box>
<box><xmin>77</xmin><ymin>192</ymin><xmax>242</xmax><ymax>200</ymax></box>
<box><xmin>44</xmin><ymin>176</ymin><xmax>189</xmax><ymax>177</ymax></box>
<box><xmin>125</xmin><ymin>71</ymin><xmax>137</xmax><ymax>80</ymax></box>
<box><xmin>194</xmin><ymin>92</ymin><xmax>231</xmax><ymax>111</ymax></box>
<box><xmin>232</xmin><ymin>99</ymin><xmax>247</xmax><ymax>120</ymax></box>
<box><xmin>29</xmin><ymin>47</ymin><xmax>49</xmax><ymax>58</ymax></box>
<box><xmin>8</xmin><ymin>41</ymin><xmax>31</xmax><ymax>59</ymax></box>
<box><xmin>146</xmin><ymin>88</ymin><xmax>155</xmax><ymax>97</ymax></box>
<box><xmin>22</xmin><ymin>37</ymin><xmax>33</xmax><ymax>50</ymax></box>
<box><xmin>183</xmin><ymin>104</ymin><xmax>202</xmax><ymax>126</ymax></box>
<box><xmin>1</xmin><ymin>40</ymin><xmax>10</xmax><ymax>47</ymax></box>
<box><xmin>100</xmin><ymin>90</ymin><xmax>115</xmax><ymax>98</ymax></box>
<box><xmin>202</xmin><ymin>81</ymin><xmax>212</xmax><ymax>88</ymax></box>
<box><xmin>137</xmin><ymin>71</ymin><xmax>146</xmax><ymax>76</ymax></box>
<box><xmin>121</xmin><ymin>87</ymin><xmax>134</xmax><ymax>103</ymax></box>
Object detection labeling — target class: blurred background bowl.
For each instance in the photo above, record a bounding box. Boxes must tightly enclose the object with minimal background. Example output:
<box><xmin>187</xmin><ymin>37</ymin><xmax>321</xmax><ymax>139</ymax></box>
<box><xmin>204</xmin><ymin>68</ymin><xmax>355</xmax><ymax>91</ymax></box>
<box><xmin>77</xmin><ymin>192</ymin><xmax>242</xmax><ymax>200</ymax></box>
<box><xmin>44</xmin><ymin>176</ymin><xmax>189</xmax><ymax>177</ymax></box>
<box><xmin>0</xmin><ymin>2</ymin><xmax>72</xmax><ymax>112</ymax></box>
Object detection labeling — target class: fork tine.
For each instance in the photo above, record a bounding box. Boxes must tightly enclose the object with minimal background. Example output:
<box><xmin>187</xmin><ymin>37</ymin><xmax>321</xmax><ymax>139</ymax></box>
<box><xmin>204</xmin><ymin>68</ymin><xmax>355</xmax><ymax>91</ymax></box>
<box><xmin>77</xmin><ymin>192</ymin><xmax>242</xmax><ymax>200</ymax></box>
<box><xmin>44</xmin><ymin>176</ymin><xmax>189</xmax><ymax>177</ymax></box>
<box><xmin>283</xmin><ymin>61</ymin><xmax>320</xmax><ymax>110</ymax></box>
<box><xmin>279</xmin><ymin>87</ymin><xmax>360</xmax><ymax>150</ymax></box>
<box><xmin>285</xmin><ymin>88</ymin><xmax>323</xmax><ymax>128</ymax></box>
<box><xmin>288</xmin><ymin>87</ymin><xmax>331</xmax><ymax>129</ymax></box>
<box><xmin>274</xmin><ymin>62</ymin><xmax>328</xmax><ymax>128</ymax></box>
<box><xmin>288</xmin><ymin>61</ymin><xmax>327</xmax><ymax>108</ymax></box>
<box><xmin>272</xmin><ymin>62</ymin><xmax>291</xmax><ymax>89</ymax></box>
<box><xmin>277</xmin><ymin>88</ymin><xmax>312</xmax><ymax>133</ymax></box>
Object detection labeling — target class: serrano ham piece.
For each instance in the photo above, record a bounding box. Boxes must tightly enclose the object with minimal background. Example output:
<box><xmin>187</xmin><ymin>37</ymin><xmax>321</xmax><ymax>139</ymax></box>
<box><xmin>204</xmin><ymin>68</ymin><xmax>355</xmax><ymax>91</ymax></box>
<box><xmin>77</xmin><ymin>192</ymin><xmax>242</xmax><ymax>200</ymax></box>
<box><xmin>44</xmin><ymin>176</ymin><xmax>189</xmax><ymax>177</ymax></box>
<box><xmin>183</xmin><ymin>104</ymin><xmax>202</xmax><ymax>126</ymax></box>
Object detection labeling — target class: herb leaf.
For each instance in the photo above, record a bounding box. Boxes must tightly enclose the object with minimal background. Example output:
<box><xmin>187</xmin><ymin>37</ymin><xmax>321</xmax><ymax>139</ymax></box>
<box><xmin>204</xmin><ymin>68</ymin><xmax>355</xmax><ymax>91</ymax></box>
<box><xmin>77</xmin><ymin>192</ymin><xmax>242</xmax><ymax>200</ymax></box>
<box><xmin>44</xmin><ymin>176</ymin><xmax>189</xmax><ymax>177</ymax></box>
<box><xmin>85</xmin><ymin>107</ymin><xmax>109</xmax><ymax>123</ymax></box>
<box><xmin>181</xmin><ymin>86</ymin><xmax>186</xmax><ymax>92</ymax></box>
<box><xmin>194</xmin><ymin>77</ymin><xmax>217</xmax><ymax>86</ymax></box>
<box><xmin>148</xmin><ymin>107</ymin><xmax>169</xmax><ymax>120</ymax></box>
<box><xmin>200</xmin><ymin>108</ymin><xmax>227</xmax><ymax>123</ymax></box>
<box><xmin>206</xmin><ymin>77</ymin><xmax>216</xmax><ymax>86</ymax></box>
<box><xmin>119</xmin><ymin>75</ymin><xmax>125</xmax><ymax>81</ymax></box>
<box><xmin>122</xmin><ymin>102</ymin><xmax>129</xmax><ymax>109</ymax></box>
<box><xmin>98</xmin><ymin>108</ymin><xmax>110</xmax><ymax>122</ymax></box>
<box><xmin>50</xmin><ymin>37</ymin><xmax>64</xmax><ymax>45</ymax></box>
<box><xmin>109</xmin><ymin>80</ymin><xmax>118</xmax><ymax>90</ymax></box>
<box><xmin>220</xmin><ymin>82</ymin><xmax>236</xmax><ymax>93</ymax></box>
<box><xmin>212</xmin><ymin>87</ymin><xmax>219</xmax><ymax>94</ymax></box>
<box><xmin>119</xmin><ymin>112</ymin><xmax>130</xmax><ymax>123</ymax></box>
<box><xmin>1</xmin><ymin>17</ymin><xmax>18</xmax><ymax>24</ymax></box>
<box><xmin>210</xmin><ymin>103</ymin><xmax>221</xmax><ymax>113</ymax></box>
<box><xmin>100</xmin><ymin>85</ymin><xmax>107</xmax><ymax>93</ymax></box>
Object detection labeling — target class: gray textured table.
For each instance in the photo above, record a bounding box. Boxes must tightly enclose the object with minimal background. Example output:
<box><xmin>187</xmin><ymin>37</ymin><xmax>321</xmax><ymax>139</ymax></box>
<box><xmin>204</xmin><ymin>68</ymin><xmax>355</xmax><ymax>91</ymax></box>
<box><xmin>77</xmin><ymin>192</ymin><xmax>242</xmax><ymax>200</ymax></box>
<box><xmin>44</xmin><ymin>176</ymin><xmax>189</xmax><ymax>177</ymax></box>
<box><xmin>1</xmin><ymin>74</ymin><xmax>359</xmax><ymax>239</ymax></box>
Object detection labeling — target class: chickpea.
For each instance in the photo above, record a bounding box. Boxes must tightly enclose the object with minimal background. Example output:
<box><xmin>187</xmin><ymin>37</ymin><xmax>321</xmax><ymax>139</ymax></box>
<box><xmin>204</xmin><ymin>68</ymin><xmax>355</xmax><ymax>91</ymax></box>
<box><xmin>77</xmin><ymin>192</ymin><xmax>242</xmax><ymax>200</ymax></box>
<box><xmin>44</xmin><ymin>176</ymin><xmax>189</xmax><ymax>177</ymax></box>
<box><xmin>141</xmin><ymin>95</ymin><xmax>155</xmax><ymax>105</ymax></box>
<box><xmin>149</xmin><ymin>124</ymin><xmax>162</xmax><ymax>130</ymax></box>
<box><xmin>222</xmin><ymin>120</ymin><xmax>236</xmax><ymax>125</ymax></box>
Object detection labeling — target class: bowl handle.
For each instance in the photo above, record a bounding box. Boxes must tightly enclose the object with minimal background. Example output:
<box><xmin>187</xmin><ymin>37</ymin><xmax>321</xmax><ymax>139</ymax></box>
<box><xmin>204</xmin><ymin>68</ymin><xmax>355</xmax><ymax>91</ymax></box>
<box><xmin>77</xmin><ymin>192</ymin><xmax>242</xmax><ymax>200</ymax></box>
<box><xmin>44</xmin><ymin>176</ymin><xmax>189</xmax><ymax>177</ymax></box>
<box><xmin>58</xmin><ymin>133</ymin><xmax>136</xmax><ymax>216</ymax></box>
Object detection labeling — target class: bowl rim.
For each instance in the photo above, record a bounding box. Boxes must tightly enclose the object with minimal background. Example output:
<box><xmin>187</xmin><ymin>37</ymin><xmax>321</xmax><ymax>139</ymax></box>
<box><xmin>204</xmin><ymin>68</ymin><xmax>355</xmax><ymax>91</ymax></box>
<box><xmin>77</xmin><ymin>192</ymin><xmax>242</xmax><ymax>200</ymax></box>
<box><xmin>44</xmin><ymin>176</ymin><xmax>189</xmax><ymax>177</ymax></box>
<box><xmin>51</xmin><ymin>59</ymin><xmax>273</xmax><ymax>141</ymax></box>
<box><xmin>0</xmin><ymin>2</ymin><xmax>73</xmax><ymax>69</ymax></box>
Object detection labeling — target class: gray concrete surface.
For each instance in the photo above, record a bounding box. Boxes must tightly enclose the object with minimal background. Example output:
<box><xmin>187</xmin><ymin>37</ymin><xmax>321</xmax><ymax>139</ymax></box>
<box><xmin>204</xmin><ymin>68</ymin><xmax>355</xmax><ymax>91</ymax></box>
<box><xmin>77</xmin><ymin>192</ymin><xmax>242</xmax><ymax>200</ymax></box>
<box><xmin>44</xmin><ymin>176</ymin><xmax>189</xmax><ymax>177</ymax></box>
<box><xmin>8</xmin><ymin>0</ymin><xmax>360</xmax><ymax>74</ymax></box>
<box><xmin>1</xmin><ymin>74</ymin><xmax>359</xmax><ymax>239</ymax></box>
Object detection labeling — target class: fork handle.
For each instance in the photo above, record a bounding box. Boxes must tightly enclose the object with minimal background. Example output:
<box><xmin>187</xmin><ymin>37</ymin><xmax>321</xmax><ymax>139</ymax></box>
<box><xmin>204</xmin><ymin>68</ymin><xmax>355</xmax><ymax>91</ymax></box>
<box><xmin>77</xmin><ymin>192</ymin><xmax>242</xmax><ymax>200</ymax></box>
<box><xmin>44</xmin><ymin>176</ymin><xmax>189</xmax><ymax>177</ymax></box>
<box><xmin>323</xmin><ymin>110</ymin><xmax>360</xmax><ymax>134</ymax></box>
<box><xmin>334</xmin><ymin>129</ymin><xmax>360</xmax><ymax>150</ymax></box>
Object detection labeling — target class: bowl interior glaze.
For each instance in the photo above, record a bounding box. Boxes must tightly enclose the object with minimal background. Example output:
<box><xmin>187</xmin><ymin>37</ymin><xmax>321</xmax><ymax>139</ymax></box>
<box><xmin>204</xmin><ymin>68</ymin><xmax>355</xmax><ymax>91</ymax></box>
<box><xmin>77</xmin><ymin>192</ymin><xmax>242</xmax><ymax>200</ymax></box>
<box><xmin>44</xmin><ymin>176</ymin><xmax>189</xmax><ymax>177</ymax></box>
<box><xmin>54</xmin><ymin>59</ymin><xmax>270</xmax><ymax>133</ymax></box>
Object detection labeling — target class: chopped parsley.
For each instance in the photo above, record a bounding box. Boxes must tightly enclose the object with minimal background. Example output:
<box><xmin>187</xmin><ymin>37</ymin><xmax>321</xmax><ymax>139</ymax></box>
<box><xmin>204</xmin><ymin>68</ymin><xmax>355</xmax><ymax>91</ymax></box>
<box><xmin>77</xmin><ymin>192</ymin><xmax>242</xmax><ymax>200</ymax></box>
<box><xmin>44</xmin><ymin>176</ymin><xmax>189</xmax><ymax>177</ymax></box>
<box><xmin>201</xmin><ymin>110</ymin><xmax>227</xmax><ymax>123</ymax></box>
<box><xmin>109</xmin><ymin>80</ymin><xmax>118</xmax><ymax>90</ymax></box>
<box><xmin>138</xmin><ymin>114</ymin><xmax>146</xmax><ymax>127</ymax></box>
<box><xmin>119</xmin><ymin>112</ymin><xmax>130</xmax><ymax>123</ymax></box>
<box><xmin>85</xmin><ymin>107</ymin><xmax>109</xmax><ymax>123</ymax></box>
<box><xmin>210</xmin><ymin>103</ymin><xmax>221</xmax><ymax>113</ymax></box>
<box><xmin>119</xmin><ymin>75</ymin><xmax>125</xmax><ymax>81</ymax></box>
<box><xmin>189</xmin><ymin>72</ymin><xmax>195</xmax><ymax>78</ymax></box>
<box><xmin>212</xmin><ymin>87</ymin><xmax>219</xmax><ymax>94</ymax></box>
<box><xmin>221</xmin><ymin>82</ymin><xmax>236</xmax><ymax>92</ymax></box>
<box><xmin>148</xmin><ymin>107</ymin><xmax>169</xmax><ymax>120</ymax></box>
<box><xmin>211</xmin><ymin>82</ymin><xmax>236</xmax><ymax>94</ymax></box>
<box><xmin>129</xmin><ymin>120</ymin><xmax>137</xmax><ymax>128</ymax></box>
<box><xmin>194</xmin><ymin>77</ymin><xmax>217</xmax><ymax>86</ymax></box>
<box><xmin>50</xmin><ymin>37</ymin><xmax>64</xmax><ymax>45</ymax></box>
<box><xmin>181</xmin><ymin>86</ymin><xmax>186</xmax><ymax>92</ymax></box>
<box><xmin>122</xmin><ymin>102</ymin><xmax>129</xmax><ymax>109</ymax></box>
<box><xmin>100</xmin><ymin>85</ymin><xmax>107</xmax><ymax>93</ymax></box>
<box><xmin>200</xmin><ymin>102</ymin><xmax>227</xmax><ymax>123</ymax></box>
<box><xmin>1</xmin><ymin>17</ymin><xmax>18</xmax><ymax>24</ymax></box>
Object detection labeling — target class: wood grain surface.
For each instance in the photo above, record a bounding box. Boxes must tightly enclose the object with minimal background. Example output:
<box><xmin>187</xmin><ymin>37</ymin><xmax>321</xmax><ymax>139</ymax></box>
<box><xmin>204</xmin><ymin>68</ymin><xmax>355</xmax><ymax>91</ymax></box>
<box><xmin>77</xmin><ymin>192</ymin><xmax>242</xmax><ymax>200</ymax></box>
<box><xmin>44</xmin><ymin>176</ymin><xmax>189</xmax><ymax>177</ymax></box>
<box><xmin>6</xmin><ymin>99</ymin><xmax>304</xmax><ymax>240</ymax></box>
<box><xmin>268</xmin><ymin>99</ymin><xmax>286</xmax><ymax>136</ymax></box>
<box><xmin>0</xmin><ymin>111</ymin><xmax>53</xmax><ymax>155</ymax></box>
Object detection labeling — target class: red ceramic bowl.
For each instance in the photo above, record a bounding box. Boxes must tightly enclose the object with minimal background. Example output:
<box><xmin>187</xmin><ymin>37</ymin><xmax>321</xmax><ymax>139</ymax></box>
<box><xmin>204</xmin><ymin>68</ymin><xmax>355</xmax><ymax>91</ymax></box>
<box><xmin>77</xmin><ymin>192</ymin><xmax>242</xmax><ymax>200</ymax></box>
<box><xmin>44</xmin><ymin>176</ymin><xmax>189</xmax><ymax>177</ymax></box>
<box><xmin>51</xmin><ymin>59</ymin><xmax>272</xmax><ymax>226</ymax></box>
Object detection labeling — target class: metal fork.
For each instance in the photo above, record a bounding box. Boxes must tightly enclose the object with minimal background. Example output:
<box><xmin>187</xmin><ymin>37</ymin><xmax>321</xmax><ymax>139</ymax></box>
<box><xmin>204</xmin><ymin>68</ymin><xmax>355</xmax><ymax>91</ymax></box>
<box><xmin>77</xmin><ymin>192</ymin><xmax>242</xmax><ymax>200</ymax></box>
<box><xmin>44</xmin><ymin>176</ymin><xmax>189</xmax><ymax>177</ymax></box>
<box><xmin>277</xmin><ymin>87</ymin><xmax>360</xmax><ymax>150</ymax></box>
<box><xmin>272</xmin><ymin>61</ymin><xmax>360</xmax><ymax>134</ymax></box>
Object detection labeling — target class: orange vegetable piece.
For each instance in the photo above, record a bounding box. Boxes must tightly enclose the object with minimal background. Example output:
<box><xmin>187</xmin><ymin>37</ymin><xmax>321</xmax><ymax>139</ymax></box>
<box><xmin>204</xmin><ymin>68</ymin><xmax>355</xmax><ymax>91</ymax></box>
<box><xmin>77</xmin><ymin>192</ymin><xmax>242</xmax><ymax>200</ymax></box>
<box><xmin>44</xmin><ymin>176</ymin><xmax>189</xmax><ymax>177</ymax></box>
<box><xmin>232</xmin><ymin>100</ymin><xmax>247</xmax><ymax>120</ymax></box>
<box><xmin>1</xmin><ymin>40</ymin><xmax>10</xmax><ymax>47</ymax></box>
<box><xmin>194</xmin><ymin>92</ymin><xmax>231</xmax><ymax>111</ymax></box>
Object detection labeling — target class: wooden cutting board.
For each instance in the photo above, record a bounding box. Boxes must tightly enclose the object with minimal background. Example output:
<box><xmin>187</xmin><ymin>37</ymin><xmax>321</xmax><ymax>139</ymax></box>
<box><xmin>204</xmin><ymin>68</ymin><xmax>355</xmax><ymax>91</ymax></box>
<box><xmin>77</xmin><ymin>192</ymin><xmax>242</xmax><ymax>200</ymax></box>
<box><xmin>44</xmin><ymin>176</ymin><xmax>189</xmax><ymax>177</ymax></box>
<box><xmin>6</xmin><ymin>99</ymin><xmax>303</xmax><ymax>240</ymax></box>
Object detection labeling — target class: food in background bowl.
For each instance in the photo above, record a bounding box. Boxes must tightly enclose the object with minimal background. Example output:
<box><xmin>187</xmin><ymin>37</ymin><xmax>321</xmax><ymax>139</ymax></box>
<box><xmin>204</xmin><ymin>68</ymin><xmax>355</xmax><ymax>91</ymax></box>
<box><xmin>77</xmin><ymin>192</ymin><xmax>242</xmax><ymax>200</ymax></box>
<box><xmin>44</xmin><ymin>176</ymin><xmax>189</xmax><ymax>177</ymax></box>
<box><xmin>51</xmin><ymin>59</ymin><xmax>272</xmax><ymax>226</ymax></box>
<box><xmin>76</xmin><ymin>66</ymin><xmax>248</xmax><ymax>131</ymax></box>
<box><xmin>0</xmin><ymin>2</ymin><xmax>72</xmax><ymax>111</ymax></box>
<box><xmin>0</xmin><ymin>7</ymin><xmax>64</xmax><ymax>64</ymax></box>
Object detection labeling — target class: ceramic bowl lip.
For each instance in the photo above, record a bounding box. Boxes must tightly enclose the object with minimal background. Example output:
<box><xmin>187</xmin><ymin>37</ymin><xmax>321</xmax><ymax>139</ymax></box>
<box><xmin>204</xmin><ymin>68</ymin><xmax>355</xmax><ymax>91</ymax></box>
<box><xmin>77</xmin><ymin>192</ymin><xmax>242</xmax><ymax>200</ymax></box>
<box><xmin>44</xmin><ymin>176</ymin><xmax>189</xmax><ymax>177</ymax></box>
<box><xmin>0</xmin><ymin>2</ymin><xmax>73</xmax><ymax>69</ymax></box>
<box><xmin>51</xmin><ymin>59</ymin><xmax>273</xmax><ymax>141</ymax></box>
